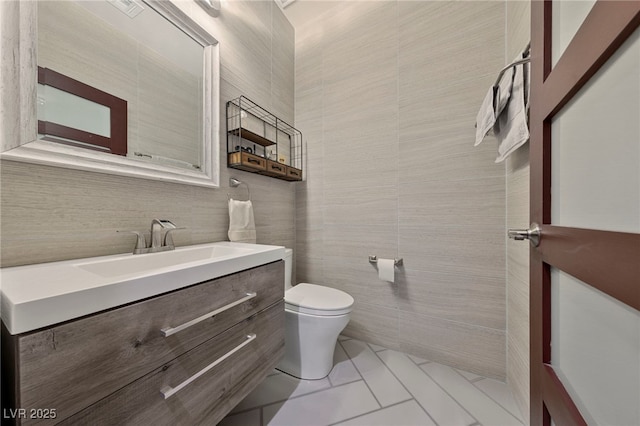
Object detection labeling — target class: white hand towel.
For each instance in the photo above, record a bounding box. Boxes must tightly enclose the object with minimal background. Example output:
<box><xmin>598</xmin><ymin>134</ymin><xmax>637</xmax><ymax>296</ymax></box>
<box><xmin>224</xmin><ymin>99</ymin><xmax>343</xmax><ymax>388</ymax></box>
<box><xmin>475</xmin><ymin>66</ymin><xmax>514</xmax><ymax>146</ymax></box>
<box><xmin>228</xmin><ymin>198</ymin><xmax>256</xmax><ymax>243</ymax></box>
<box><xmin>475</xmin><ymin>87</ymin><xmax>497</xmax><ymax>146</ymax></box>
<box><xmin>494</xmin><ymin>59</ymin><xmax>529</xmax><ymax>163</ymax></box>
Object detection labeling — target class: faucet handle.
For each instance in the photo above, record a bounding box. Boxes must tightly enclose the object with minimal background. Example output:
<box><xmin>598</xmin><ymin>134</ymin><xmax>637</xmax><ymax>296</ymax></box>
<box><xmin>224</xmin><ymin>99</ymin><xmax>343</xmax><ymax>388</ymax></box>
<box><xmin>163</xmin><ymin>227</ymin><xmax>187</xmax><ymax>248</ymax></box>
<box><xmin>117</xmin><ymin>230</ymin><xmax>148</xmax><ymax>253</ymax></box>
<box><xmin>157</xmin><ymin>219</ymin><xmax>177</xmax><ymax>229</ymax></box>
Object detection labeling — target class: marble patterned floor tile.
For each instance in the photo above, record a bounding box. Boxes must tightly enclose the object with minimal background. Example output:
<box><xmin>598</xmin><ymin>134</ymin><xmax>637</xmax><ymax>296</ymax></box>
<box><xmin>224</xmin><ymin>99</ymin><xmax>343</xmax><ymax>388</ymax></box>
<box><xmin>367</xmin><ymin>343</ymin><xmax>388</xmax><ymax>352</ymax></box>
<box><xmin>340</xmin><ymin>339</ymin><xmax>412</xmax><ymax>407</ymax></box>
<box><xmin>407</xmin><ymin>354</ymin><xmax>430</xmax><ymax>365</ymax></box>
<box><xmin>232</xmin><ymin>371</ymin><xmax>331</xmax><ymax>412</ymax></box>
<box><xmin>377</xmin><ymin>349</ymin><xmax>476</xmax><ymax>426</ymax></box>
<box><xmin>474</xmin><ymin>377</ymin><xmax>524</xmax><ymax>422</ymax></box>
<box><xmin>329</xmin><ymin>341</ymin><xmax>363</xmax><ymax>387</ymax></box>
<box><xmin>222</xmin><ymin>339</ymin><xmax>525</xmax><ymax>426</ymax></box>
<box><xmin>457</xmin><ymin>368</ymin><xmax>484</xmax><ymax>382</ymax></box>
<box><xmin>421</xmin><ymin>363</ymin><xmax>523</xmax><ymax>426</ymax></box>
<box><xmin>263</xmin><ymin>381</ymin><xmax>380</xmax><ymax>426</ymax></box>
<box><xmin>332</xmin><ymin>400</ymin><xmax>436</xmax><ymax>426</ymax></box>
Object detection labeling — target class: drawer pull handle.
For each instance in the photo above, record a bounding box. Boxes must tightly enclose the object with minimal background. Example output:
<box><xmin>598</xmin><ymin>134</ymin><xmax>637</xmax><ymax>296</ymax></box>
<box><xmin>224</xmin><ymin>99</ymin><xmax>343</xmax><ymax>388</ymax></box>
<box><xmin>161</xmin><ymin>292</ymin><xmax>257</xmax><ymax>337</ymax></box>
<box><xmin>247</xmin><ymin>158</ymin><xmax>261</xmax><ymax>164</ymax></box>
<box><xmin>160</xmin><ymin>333</ymin><xmax>257</xmax><ymax>399</ymax></box>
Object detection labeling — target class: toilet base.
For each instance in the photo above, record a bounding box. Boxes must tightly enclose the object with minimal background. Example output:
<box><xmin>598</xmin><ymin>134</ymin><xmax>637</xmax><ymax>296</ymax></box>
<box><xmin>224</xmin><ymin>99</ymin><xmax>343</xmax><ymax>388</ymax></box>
<box><xmin>277</xmin><ymin>308</ymin><xmax>350</xmax><ymax>380</ymax></box>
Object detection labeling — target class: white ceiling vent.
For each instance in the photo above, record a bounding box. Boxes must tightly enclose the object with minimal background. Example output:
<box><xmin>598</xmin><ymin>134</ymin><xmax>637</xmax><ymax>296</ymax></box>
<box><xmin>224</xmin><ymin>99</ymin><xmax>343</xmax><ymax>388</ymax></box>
<box><xmin>108</xmin><ymin>0</ymin><xmax>145</xmax><ymax>18</ymax></box>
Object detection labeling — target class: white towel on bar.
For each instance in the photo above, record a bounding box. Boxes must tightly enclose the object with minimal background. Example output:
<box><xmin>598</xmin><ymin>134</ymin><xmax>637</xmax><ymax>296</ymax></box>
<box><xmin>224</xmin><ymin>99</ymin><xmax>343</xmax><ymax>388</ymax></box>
<box><xmin>494</xmin><ymin>57</ymin><xmax>530</xmax><ymax>163</ymax></box>
<box><xmin>475</xmin><ymin>66</ymin><xmax>514</xmax><ymax>146</ymax></box>
<box><xmin>228</xmin><ymin>198</ymin><xmax>256</xmax><ymax>243</ymax></box>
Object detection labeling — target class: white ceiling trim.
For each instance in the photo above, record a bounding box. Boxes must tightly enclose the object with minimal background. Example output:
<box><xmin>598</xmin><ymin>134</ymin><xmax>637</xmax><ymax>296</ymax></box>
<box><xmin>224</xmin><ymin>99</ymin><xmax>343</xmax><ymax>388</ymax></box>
<box><xmin>274</xmin><ymin>0</ymin><xmax>297</xmax><ymax>11</ymax></box>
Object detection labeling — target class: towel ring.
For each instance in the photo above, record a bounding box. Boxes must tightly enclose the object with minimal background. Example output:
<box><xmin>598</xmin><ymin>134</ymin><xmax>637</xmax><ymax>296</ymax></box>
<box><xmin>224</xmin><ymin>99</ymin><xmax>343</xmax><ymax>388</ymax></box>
<box><xmin>228</xmin><ymin>177</ymin><xmax>251</xmax><ymax>201</ymax></box>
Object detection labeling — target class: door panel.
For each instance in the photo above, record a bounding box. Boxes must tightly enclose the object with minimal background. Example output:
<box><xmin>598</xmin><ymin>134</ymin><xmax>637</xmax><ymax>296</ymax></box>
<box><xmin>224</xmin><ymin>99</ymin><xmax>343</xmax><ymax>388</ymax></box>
<box><xmin>551</xmin><ymin>29</ymin><xmax>640</xmax><ymax>234</ymax></box>
<box><xmin>551</xmin><ymin>0</ymin><xmax>596</xmax><ymax>66</ymax></box>
<box><xmin>530</xmin><ymin>1</ymin><xmax>640</xmax><ymax>425</ymax></box>
<box><xmin>551</xmin><ymin>268</ymin><xmax>640</xmax><ymax>425</ymax></box>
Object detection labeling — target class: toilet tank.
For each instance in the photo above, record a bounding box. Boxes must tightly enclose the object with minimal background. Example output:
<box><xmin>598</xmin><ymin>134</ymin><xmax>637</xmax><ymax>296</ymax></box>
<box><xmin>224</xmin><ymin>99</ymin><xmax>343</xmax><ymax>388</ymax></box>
<box><xmin>284</xmin><ymin>248</ymin><xmax>293</xmax><ymax>291</ymax></box>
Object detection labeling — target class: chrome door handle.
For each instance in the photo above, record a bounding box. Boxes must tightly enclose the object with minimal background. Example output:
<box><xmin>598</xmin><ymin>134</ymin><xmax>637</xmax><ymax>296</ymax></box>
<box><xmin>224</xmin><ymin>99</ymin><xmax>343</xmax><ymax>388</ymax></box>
<box><xmin>508</xmin><ymin>223</ymin><xmax>541</xmax><ymax>247</ymax></box>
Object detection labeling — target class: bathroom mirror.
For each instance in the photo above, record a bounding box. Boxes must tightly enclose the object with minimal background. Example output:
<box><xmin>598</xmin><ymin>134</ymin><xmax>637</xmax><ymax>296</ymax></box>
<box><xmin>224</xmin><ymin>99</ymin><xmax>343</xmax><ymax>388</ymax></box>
<box><xmin>1</xmin><ymin>0</ymin><xmax>220</xmax><ymax>187</ymax></box>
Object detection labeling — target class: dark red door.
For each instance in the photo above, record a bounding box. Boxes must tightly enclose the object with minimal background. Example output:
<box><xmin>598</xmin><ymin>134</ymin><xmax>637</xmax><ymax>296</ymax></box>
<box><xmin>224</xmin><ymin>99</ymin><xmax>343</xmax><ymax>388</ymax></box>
<box><xmin>529</xmin><ymin>1</ymin><xmax>640</xmax><ymax>425</ymax></box>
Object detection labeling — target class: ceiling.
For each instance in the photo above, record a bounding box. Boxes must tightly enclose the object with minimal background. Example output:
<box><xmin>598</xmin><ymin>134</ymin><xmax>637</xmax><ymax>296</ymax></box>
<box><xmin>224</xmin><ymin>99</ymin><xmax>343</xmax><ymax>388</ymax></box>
<box><xmin>279</xmin><ymin>0</ymin><xmax>344</xmax><ymax>28</ymax></box>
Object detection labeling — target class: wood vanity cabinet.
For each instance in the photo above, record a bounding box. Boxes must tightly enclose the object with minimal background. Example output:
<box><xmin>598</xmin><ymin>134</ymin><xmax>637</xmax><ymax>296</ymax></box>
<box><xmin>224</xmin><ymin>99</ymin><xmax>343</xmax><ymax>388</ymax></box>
<box><xmin>1</xmin><ymin>261</ymin><xmax>284</xmax><ymax>425</ymax></box>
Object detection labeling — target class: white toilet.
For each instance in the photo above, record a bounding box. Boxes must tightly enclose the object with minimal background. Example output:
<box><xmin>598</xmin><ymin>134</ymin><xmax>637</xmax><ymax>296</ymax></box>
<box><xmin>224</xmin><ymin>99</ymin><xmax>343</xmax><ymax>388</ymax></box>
<box><xmin>277</xmin><ymin>249</ymin><xmax>354</xmax><ymax>380</ymax></box>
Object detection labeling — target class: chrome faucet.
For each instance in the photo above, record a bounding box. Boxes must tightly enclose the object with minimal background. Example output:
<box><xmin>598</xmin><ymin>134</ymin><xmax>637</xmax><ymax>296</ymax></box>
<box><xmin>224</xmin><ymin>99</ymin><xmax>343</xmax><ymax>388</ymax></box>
<box><xmin>150</xmin><ymin>219</ymin><xmax>184</xmax><ymax>252</ymax></box>
<box><xmin>119</xmin><ymin>219</ymin><xmax>185</xmax><ymax>254</ymax></box>
<box><xmin>150</xmin><ymin>219</ymin><xmax>167</xmax><ymax>249</ymax></box>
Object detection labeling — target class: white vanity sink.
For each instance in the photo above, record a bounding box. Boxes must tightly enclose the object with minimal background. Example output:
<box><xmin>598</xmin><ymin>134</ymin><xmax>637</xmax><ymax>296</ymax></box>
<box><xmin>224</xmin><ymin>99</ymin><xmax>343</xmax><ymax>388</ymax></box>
<box><xmin>75</xmin><ymin>244</ymin><xmax>254</xmax><ymax>278</ymax></box>
<box><xmin>0</xmin><ymin>242</ymin><xmax>285</xmax><ymax>334</ymax></box>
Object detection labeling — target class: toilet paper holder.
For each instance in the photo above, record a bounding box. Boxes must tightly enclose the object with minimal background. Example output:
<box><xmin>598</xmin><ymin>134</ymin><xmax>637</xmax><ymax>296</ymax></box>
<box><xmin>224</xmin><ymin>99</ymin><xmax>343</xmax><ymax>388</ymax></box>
<box><xmin>368</xmin><ymin>255</ymin><xmax>403</xmax><ymax>267</ymax></box>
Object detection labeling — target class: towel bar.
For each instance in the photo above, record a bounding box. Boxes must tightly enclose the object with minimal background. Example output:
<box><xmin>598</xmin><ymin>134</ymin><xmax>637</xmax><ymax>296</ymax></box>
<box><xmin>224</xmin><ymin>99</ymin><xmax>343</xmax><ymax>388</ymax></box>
<box><xmin>493</xmin><ymin>42</ymin><xmax>531</xmax><ymax>88</ymax></box>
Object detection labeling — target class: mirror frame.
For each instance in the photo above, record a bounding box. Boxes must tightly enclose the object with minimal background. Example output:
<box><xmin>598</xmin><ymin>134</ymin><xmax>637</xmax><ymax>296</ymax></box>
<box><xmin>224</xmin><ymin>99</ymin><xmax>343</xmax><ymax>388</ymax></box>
<box><xmin>0</xmin><ymin>0</ymin><xmax>220</xmax><ymax>188</ymax></box>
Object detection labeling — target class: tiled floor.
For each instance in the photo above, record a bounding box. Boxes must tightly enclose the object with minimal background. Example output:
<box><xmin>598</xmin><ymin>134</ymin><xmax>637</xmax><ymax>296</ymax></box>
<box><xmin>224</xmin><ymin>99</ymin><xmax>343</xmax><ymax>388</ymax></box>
<box><xmin>219</xmin><ymin>336</ymin><xmax>524</xmax><ymax>426</ymax></box>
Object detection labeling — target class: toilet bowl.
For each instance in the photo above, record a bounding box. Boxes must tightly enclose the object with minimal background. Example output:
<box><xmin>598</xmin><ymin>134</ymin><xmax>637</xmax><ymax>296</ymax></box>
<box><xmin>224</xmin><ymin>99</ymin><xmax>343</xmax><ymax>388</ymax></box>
<box><xmin>277</xmin><ymin>249</ymin><xmax>354</xmax><ymax>380</ymax></box>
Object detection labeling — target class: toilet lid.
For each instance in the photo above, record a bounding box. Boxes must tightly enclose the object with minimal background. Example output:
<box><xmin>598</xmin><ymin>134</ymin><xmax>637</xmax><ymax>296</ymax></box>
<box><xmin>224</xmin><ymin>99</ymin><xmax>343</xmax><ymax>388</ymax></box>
<box><xmin>285</xmin><ymin>283</ymin><xmax>354</xmax><ymax>316</ymax></box>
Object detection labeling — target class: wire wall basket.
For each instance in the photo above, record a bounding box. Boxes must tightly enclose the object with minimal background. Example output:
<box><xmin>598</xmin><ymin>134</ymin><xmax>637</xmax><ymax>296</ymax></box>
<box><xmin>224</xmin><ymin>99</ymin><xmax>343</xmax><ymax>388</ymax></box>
<box><xmin>226</xmin><ymin>96</ymin><xmax>303</xmax><ymax>181</ymax></box>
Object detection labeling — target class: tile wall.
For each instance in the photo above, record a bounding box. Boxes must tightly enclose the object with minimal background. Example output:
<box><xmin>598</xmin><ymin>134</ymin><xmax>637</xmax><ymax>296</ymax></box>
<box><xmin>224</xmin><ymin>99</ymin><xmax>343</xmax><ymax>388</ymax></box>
<box><xmin>295</xmin><ymin>1</ymin><xmax>508</xmax><ymax>380</ymax></box>
<box><xmin>505</xmin><ymin>1</ymin><xmax>531</xmax><ymax>422</ymax></box>
<box><xmin>0</xmin><ymin>1</ymin><xmax>296</xmax><ymax>267</ymax></box>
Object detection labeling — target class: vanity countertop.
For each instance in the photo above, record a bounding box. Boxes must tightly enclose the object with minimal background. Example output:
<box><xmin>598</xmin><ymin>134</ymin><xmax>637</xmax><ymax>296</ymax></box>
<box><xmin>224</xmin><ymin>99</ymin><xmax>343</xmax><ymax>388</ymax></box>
<box><xmin>0</xmin><ymin>242</ymin><xmax>285</xmax><ymax>335</ymax></box>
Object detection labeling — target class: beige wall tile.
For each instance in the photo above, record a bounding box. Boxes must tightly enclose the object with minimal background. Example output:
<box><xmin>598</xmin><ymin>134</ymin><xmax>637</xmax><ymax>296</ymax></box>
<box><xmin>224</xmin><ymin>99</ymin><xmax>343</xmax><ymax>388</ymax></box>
<box><xmin>399</xmin><ymin>311</ymin><xmax>506</xmax><ymax>381</ymax></box>
<box><xmin>507</xmin><ymin>240</ymin><xmax>530</xmax><ymax>285</ymax></box>
<box><xmin>322</xmin><ymin>134</ymin><xmax>398</xmax><ymax>189</ymax></box>
<box><xmin>399</xmin><ymin>177</ymin><xmax>505</xmax><ymax>227</ymax></box>
<box><xmin>506</xmin><ymin>148</ymin><xmax>530</xmax><ymax>228</ymax></box>
<box><xmin>399</xmin><ymin>132</ymin><xmax>504</xmax><ymax>182</ymax></box>
<box><xmin>295</xmin><ymin>256</ymin><xmax>324</xmax><ymax>285</ymax></box>
<box><xmin>505</xmin><ymin>0</ymin><xmax>531</xmax><ymax>422</ymax></box>
<box><xmin>399</xmin><ymin>224</ymin><xmax>505</xmax><ymax>279</ymax></box>
<box><xmin>507</xmin><ymin>272</ymin><xmax>530</xmax><ymax>422</ymax></box>
<box><xmin>216</xmin><ymin>1</ymin><xmax>273</xmax><ymax>110</ymax></box>
<box><xmin>271</xmin><ymin>4</ymin><xmax>295</xmax><ymax>123</ymax></box>
<box><xmin>506</xmin><ymin>1</ymin><xmax>531</xmax><ymax>60</ymax></box>
<box><xmin>324</xmin><ymin>185</ymin><xmax>398</xmax><ymax>227</ymax></box>
<box><xmin>397</xmin><ymin>268</ymin><xmax>506</xmax><ymax>330</ymax></box>
<box><xmin>323</xmin><ymin>225</ymin><xmax>399</xmax><ymax>309</ymax></box>
<box><xmin>343</xmin><ymin>301</ymin><xmax>400</xmax><ymax>350</ymax></box>
<box><xmin>295</xmin><ymin>0</ymin><xmax>508</xmax><ymax>377</ymax></box>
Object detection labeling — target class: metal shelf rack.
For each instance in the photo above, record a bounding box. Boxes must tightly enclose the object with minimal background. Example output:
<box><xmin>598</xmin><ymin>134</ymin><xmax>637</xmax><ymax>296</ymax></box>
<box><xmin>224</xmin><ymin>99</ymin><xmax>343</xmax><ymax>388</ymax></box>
<box><xmin>226</xmin><ymin>96</ymin><xmax>303</xmax><ymax>181</ymax></box>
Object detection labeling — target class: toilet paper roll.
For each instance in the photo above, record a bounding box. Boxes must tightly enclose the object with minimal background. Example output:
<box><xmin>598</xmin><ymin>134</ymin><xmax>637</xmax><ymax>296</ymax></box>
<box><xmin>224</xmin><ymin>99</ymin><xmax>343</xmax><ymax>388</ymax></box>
<box><xmin>378</xmin><ymin>258</ymin><xmax>395</xmax><ymax>283</ymax></box>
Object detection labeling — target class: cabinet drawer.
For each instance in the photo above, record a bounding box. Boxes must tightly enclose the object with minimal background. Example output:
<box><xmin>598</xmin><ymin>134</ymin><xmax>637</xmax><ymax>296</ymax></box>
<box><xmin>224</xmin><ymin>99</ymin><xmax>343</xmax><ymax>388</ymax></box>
<box><xmin>286</xmin><ymin>166</ymin><xmax>302</xmax><ymax>181</ymax></box>
<box><xmin>228</xmin><ymin>151</ymin><xmax>266</xmax><ymax>171</ymax></box>
<box><xmin>10</xmin><ymin>261</ymin><xmax>283</xmax><ymax>425</ymax></box>
<box><xmin>61</xmin><ymin>301</ymin><xmax>284</xmax><ymax>426</ymax></box>
<box><xmin>264</xmin><ymin>160</ymin><xmax>287</xmax><ymax>177</ymax></box>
